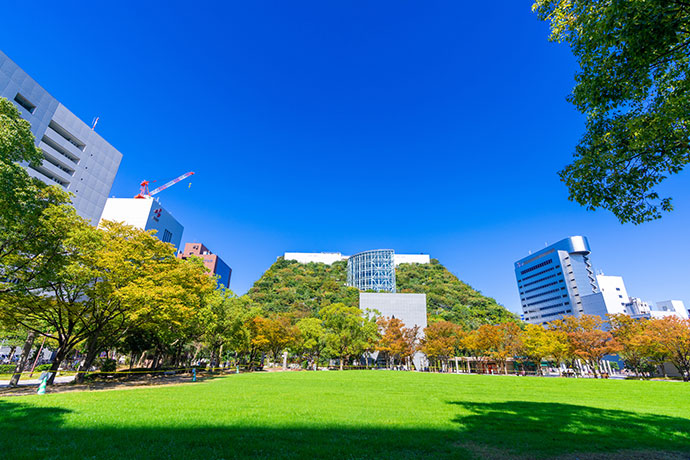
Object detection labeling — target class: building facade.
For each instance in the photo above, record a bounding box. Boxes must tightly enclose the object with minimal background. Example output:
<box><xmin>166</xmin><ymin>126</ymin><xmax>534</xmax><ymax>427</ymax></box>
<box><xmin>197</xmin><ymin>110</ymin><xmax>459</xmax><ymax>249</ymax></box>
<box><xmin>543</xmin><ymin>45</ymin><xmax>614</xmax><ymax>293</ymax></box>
<box><xmin>347</xmin><ymin>249</ymin><xmax>396</xmax><ymax>293</ymax></box>
<box><xmin>515</xmin><ymin>236</ymin><xmax>599</xmax><ymax>325</ymax></box>
<box><xmin>99</xmin><ymin>197</ymin><xmax>184</xmax><ymax>249</ymax></box>
<box><xmin>1</xmin><ymin>50</ymin><xmax>122</xmax><ymax>224</ymax></box>
<box><xmin>178</xmin><ymin>243</ymin><xmax>232</xmax><ymax>288</ymax></box>
<box><xmin>359</xmin><ymin>292</ymin><xmax>428</xmax><ymax>369</ymax></box>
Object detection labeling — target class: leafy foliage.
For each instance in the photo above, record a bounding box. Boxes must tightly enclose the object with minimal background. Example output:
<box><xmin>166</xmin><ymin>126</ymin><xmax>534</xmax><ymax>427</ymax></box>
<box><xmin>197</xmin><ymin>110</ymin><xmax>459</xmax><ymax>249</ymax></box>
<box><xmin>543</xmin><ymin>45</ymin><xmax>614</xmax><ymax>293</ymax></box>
<box><xmin>533</xmin><ymin>0</ymin><xmax>690</xmax><ymax>223</ymax></box>
<box><xmin>396</xmin><ymin>259</ymin><xmax>518</xmax><ymax>328</ymax></box>
<box><xmin>247</xmin><ymin>258</ymin><xmax>359</xmax><ymax>314</ymax></box>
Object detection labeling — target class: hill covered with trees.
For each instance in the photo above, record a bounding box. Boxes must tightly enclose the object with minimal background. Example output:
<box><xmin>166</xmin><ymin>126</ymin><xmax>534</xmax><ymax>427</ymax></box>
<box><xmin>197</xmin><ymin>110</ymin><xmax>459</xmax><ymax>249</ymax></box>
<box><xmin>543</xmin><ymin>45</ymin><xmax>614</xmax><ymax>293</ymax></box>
<box><xmin>247</xmin><ymin>257</ymin><xmax>517</xmax><ymax>328</ymax></box>
<box><xmin>396</xmin><ymin>259</ymin><xmax>518</xmax><ymax>328</ymax></box>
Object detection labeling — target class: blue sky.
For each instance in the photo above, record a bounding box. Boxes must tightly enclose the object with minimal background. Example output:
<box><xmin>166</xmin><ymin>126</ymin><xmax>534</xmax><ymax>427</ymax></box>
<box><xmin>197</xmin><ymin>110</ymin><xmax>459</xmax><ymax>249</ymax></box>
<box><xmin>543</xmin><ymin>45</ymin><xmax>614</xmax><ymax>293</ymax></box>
<box><xmin>3</xmin><ymin>1</ymin><xmax>690</xmax><ymax>314</ymax></box>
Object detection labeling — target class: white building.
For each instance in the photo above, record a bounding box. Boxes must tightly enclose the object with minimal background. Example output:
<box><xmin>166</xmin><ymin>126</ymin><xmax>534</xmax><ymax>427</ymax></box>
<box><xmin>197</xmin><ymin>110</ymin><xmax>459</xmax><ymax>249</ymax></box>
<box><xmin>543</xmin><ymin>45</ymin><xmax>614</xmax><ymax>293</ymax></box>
<box><xmin>650</xmin><ymin>300</ymin><xmax>689</xmax><ymax>320</ymax></box>
<box><xmin>0</xmin><ymin>50</ymin><xmax>122</xmax><ymax>224</ymax></box>
<box><xmin>283</xmin><ymin>252</ymin><xmax>347</xmax><ymax>265</ymax></box>
<box><xmin>99</xmin><ymin>197</ymin><xmax>184</xmax><ymax>249</ymax></box>
<box><xmin>282</xmin><ymin>251</ymin><xmax>430</xmax><ymax>267</ymax></box>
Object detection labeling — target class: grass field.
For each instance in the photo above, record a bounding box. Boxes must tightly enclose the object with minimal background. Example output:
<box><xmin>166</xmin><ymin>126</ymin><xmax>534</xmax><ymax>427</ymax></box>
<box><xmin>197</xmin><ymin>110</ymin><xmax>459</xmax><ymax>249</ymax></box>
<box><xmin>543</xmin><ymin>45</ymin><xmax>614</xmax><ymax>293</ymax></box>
<box><xmin>1</xmin><ymin>371</ymin><xmax>689</xmax><ymax>459</ymax></box>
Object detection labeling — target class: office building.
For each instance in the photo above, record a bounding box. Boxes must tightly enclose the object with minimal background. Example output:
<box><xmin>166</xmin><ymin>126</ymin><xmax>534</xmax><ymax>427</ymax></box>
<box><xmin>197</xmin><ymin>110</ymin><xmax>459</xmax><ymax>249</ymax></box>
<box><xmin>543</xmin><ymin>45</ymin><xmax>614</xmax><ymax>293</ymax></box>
<box><xmin>515</xmin><ymin>236</ymin><xmax>599</xmax><ymax>325</ymax></box>
<box><xmin>359</xmin><ymin>292</ymin><xmax>428</xmax><ymax>369</ymax></box>
<box><xmin>99</xmin><ymin>197</ymin><xmax>183</xmax><ymax>249</ymax></box>
<box><xmin>347</xmin><ymin>249</ymin><xmax>396</xmax><ymax>293</ymax></box>
<box><xmin>178</xmin><ymin>243</ymin><xmax>232</xmax><ymax>287</ymax></box>
<box><xmin>0</xmin><ymin>50</ymin><xmax>122</xmax><ymax>224</ymax></box>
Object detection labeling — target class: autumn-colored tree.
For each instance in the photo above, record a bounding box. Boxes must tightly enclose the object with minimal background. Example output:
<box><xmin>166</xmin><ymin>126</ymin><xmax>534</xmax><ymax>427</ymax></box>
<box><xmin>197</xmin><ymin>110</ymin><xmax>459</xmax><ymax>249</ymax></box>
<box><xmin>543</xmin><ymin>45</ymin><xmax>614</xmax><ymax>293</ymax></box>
<box><xmin>520</xmin><ymin>324</ymin><xmax>569</xmax><ymax>376</ymax></box>
<box><xmin>421</xmin><ymin>321</ymin><xmax>464</xmax><ymax>371</ymax></box>
<box><xmin>376</xmin><ymin>317</ymin><xmax>419</xmax><ymax>369</ymax></box>
<box><xmin>463</xmin><ymin>328</ymin><xmax>492</xmax><ymax>373</ymax></box>
<box><xmin>645</xmin><ymin>317</ymin><xmax>690</xmax><ymax>381</ymax></box>
<box><xmin>551</xmin><ymin>315</ymin><xmax>621</xmax><ymax>378</ymax></box>
<box><xmin>482</xmin><ymin>322</ymin><xmax>523</xmax><ymax>375</ymax></box>
<box><xmin>609</xmin><ymin>314</ymin><xmax>651</xmax><ymax>377</ymax></box>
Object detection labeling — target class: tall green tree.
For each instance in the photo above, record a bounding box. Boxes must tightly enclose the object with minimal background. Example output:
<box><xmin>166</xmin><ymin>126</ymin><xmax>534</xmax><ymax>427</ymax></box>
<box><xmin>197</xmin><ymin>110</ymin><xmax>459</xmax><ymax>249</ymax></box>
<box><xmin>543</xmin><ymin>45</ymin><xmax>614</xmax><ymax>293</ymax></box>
<box><xmin>0</xmin><ymin>97</ymin><xmax>73</xmax><ymax>293</ymax></box>
<box><xmin>534</xmin><ymin>1</ymin><xmax>690</xmax><ymax>223</ymax></box>
<box><xmin>321</xmin><ymin>303</ymin><xmax>377</xmax><ymax>370</ymax></box>
<box><xmin>295</xmin><ymin>317</ymin><xmax>327</xmax><ymax>370</ymax></box>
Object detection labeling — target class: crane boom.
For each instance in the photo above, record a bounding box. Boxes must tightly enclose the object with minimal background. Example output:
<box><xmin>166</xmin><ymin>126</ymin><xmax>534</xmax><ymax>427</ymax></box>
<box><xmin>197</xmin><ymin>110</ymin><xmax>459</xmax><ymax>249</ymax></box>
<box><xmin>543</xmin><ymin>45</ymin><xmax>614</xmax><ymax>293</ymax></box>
<box><xmin>134</xmin><ymin>172</ymin><xmax>195</xmax><ymax>198</ymax></box>
<box><xmin>149</xmin><ymin>172</ymin><xmax>195</xmax><ymax>196</ymax></box>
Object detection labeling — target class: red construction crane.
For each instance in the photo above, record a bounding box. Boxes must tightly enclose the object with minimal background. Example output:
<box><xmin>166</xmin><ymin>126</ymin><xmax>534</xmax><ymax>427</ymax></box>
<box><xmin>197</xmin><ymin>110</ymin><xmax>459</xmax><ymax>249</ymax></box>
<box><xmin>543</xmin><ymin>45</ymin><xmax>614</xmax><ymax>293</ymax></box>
<box><xmin>134</xmin><ymin>171</ymin><xmax>195</xmax><ymax>199</ymax></box>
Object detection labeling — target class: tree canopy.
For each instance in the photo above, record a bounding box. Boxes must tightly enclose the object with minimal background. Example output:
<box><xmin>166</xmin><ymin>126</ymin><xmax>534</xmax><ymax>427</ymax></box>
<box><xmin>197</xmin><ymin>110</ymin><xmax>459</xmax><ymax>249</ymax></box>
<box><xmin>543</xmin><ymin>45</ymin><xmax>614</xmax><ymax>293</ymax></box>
<box><xmin>533</xmin><ymin>0</ymin><xmax>690</xmax><ymax>223</ymax></box>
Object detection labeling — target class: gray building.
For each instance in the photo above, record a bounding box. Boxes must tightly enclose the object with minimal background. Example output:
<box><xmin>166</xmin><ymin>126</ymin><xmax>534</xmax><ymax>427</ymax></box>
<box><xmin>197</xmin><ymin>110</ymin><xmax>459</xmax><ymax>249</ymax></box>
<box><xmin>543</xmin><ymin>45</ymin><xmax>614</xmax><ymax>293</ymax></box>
<box><xmin>360</xmin><ymin>292</ymin><xmax>428</xmax><ymax>369</ymax></box>
<box><xmin>0</xmin><ymin>50</ymin><xmax>122</xmax><ymax>224</ymax></box>
<box><xmin>515</xmin><ymin>236</ymin><xmax>599</xmax><ymax>325</ymax></box>
<box><xmin>347</xmin><ymin>249</ymin><xmax>396</xmax><ymax>292</ymax></box>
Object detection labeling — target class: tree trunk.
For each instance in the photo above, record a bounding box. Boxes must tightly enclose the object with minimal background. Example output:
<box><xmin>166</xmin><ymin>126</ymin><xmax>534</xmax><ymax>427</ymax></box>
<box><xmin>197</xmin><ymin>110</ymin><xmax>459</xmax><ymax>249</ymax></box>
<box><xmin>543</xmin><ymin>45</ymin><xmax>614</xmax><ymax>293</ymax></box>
<box><xmin>7</xmin><ymin>345</ymin><xmax>17</xmax><ymax>362</ymax></box>
<box><xmin>46</xmin><ymin>345</ymin><xmax>70</xmax><ymax>385</ymax></box>
<box><xmin>75</xmin><ymin>335</ymin><xmax>100</xmax><ymax>384</ymax></box>
<box><xmin>9</xmin><ymin>331</ymin><xmax>36</xmax><ymax>387</ymax></box>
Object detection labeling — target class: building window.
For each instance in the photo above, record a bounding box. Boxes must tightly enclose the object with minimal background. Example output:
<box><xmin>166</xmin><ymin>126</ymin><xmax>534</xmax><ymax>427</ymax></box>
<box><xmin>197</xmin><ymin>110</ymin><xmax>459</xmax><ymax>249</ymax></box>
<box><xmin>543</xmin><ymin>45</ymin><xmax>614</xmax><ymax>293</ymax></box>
<box><xmin>162</xmin><ymin>229</ymin><xmax>172</xmax><ymax>243</ymax></box>
<box><xmin>48</xmin><ymin>120</ymin><xmax>86</xmax><ymax>151</ymax></box>
<box><xmin>14</xmin><ymin>93</ymin><xmax>36</xmax><ymax>113</ymax></box>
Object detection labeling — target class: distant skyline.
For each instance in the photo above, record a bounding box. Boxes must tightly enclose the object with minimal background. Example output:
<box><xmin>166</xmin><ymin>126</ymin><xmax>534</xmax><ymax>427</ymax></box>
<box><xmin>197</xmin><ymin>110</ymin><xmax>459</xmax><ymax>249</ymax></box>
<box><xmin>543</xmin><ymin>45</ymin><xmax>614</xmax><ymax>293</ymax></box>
<box><xmin>2</xmin><ymin>1</ymin><xmax>689</xmax><ymax>314</ymax></box>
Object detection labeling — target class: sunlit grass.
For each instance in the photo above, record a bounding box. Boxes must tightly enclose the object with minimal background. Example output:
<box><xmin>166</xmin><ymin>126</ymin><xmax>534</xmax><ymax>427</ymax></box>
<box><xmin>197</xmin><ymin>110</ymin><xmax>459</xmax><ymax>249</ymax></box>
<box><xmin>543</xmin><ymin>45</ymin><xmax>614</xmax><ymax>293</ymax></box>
<box><xmin>1</xmin><ymin>371</ymin><xmax>689</xmax><ymax>459</ymax></box>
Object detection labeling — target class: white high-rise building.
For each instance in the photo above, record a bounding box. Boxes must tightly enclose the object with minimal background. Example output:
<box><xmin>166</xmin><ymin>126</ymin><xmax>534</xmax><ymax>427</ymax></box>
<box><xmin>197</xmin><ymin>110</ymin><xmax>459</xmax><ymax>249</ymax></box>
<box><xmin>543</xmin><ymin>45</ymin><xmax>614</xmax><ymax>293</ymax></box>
<box><xmin>0</xmin><ymin>50</ymin><xmax>122</xmax><ymax>224</ymax></box>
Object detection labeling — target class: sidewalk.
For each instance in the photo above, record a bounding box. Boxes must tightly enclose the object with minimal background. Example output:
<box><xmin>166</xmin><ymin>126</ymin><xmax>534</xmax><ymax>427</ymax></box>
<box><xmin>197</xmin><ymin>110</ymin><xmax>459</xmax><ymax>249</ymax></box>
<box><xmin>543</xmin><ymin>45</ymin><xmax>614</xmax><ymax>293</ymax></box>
<box><xmin>0</xmin><ymin>375</ymin><xmax>74</xmax><ymax>388</ymax></box>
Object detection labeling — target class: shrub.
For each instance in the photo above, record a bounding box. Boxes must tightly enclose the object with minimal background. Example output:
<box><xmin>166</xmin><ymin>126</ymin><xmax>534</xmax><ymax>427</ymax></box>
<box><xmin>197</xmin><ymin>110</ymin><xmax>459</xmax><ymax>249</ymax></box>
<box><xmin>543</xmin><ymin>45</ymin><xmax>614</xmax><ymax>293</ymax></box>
<box><xmin>96</xmin><ymin>358</ymin><xmax>117</xmax><ymax>372</ymax></box>
<box><xmin>0</xmin><ymin>364</ymin><xmax>17</xmax><ymax>373</ymax></box>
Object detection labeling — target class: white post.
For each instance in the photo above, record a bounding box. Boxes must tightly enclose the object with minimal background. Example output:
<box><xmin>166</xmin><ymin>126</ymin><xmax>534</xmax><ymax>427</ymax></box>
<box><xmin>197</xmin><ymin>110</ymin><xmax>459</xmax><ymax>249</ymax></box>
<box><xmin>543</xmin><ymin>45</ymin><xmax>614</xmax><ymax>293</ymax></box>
<box><xmin>282</xmin><ymin>351</ymin><xmax>288</xmax><ymax>370</ymax></box>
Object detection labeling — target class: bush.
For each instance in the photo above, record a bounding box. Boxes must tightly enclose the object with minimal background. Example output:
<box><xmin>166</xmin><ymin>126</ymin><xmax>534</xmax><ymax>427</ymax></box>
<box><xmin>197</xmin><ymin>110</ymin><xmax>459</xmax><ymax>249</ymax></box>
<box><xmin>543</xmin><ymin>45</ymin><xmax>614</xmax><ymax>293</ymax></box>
<box><xmin>34</xmin><ymin>364</ymin><xmax>52</xmax><ymax>371</ymax></box>
<box><xmin>96</xmin><ymin>358</ymin><xmax>117</xmax><ymax>372</ymax></box>
<box><xmin>0</xmin><ymin>364</ymin><xmax>17</xmax><ymax>373</ymax></box>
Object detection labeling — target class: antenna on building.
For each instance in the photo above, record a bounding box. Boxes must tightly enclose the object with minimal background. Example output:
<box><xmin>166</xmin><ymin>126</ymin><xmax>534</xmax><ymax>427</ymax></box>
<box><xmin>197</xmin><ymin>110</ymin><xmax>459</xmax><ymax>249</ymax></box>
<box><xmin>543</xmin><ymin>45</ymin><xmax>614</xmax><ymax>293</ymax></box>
<box><xmin>91</xmin><ymin>117</ymin><xmax>99</xmax><ymax>130</ymax></box>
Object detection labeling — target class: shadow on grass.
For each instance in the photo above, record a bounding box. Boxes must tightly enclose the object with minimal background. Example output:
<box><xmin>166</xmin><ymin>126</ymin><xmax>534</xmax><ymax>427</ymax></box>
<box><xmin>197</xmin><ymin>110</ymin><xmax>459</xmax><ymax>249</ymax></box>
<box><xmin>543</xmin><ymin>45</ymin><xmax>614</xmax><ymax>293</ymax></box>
<box><xmin>0</xmin><ymin>400</ymin><xmax>689</xmax><ymax>459</ymax></box>
<box><xmin>449</xmin><ymin>401</ymin><xmax>690</xmax><ymax>458</ymax></box>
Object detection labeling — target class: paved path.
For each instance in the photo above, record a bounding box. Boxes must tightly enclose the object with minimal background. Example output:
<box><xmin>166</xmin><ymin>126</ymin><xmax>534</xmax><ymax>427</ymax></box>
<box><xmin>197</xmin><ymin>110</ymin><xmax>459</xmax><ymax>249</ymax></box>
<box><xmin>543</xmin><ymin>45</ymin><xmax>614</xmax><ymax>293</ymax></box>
<box><xmin>0</xmin><ymin>375</ymin><xmax>74</xmax><ymax>388</ymax></box>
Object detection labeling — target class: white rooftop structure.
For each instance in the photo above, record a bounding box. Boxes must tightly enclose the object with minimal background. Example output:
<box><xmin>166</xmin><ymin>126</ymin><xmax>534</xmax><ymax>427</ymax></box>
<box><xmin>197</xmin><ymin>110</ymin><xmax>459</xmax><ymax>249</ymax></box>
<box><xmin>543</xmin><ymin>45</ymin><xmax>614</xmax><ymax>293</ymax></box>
<box><xmin>283</xmin><ymin>251</ymin><xmax>430</xmax><ymax>267</ymax></box>
<box><xmin>99</xmin><ymin>197</ymin><xmax>184</xmax><ymax>249</ymax></box>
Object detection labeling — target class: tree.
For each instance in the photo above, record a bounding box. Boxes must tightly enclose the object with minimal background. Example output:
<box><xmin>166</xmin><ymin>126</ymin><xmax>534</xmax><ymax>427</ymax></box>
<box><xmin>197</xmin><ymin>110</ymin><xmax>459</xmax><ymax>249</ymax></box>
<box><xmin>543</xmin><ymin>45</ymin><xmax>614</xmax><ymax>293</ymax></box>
<box><xmin>480</xmin><ymin>322</ymin><xmax>523</xmax><ymax>375</ymax></box>
<box><xmin>533</xmin><ymin>1</ymin><xmax>690</xmax><ymax>224</ymax></box>
<box><xmin>295</xmin><ymin>317</ymin><xmax>327</xmax><ymax>370</ymax></box>
<box><xmin>551</xmin><ymin>315</ymin><xmax>621</xmax><ymax>378</ymax></box>
<box><xmin>376</xmin><ymin>317</ymin><xmax>412</xmax><ymax>369</ymax></box>
<box><xmin>645</xmin><ymin>317</ymin><xmax>690</xmax><ymax>381</ymax></box>
<box><xmin>609</xmin><ymin>314</ymin><xmax>650</xmax><ymax>377</ymax></box>
<box><xmin>421</xmin><ymin>320</ymin><xmax>464</xmax><ymax>371</ymax></box>
<box><xmin>521</xmin><ymin>324</ymin><xmax>569</xmax><ymax>376</ymax></box>
<box><xmin>0</xmin><ymin>97</ymin><xmax>73</xmax><ymax>293</ymax></box>
<box><xmin>320</xmin><ymin>303</ymin><xmax>375</xmax><ymax>370</ymax></box>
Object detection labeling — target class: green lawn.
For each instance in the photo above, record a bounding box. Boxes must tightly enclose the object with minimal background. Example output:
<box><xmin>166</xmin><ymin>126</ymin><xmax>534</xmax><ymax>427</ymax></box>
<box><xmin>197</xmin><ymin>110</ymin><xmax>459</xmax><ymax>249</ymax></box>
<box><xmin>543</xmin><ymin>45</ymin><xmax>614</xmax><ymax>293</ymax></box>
<box><xmin>1</xmin><ymin>371</ymin><xmax>689</xmax><ymax>459</ymax></box>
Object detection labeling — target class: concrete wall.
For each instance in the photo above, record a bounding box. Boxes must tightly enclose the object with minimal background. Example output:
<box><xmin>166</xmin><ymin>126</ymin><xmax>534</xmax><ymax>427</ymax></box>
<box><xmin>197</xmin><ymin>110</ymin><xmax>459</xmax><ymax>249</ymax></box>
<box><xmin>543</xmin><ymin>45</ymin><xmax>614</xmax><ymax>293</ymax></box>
<box><xmin>0</xmin><ymin>50</ymin><xmax>122</xmax><ymax>224</ymax></box>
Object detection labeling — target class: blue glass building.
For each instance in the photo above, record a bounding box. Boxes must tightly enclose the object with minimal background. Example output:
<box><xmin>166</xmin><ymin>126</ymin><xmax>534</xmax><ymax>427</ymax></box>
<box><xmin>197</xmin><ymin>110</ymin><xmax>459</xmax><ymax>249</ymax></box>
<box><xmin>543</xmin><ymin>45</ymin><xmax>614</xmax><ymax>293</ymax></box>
<box><xmin>514</xmin><ymin>236</ymin><xmax>599</xmax><ymax>324</ymax></box>
<box><xmin>347</xmin><ymin>249</ymin><xmax>396</xmax><ymax>292</ymax></box>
